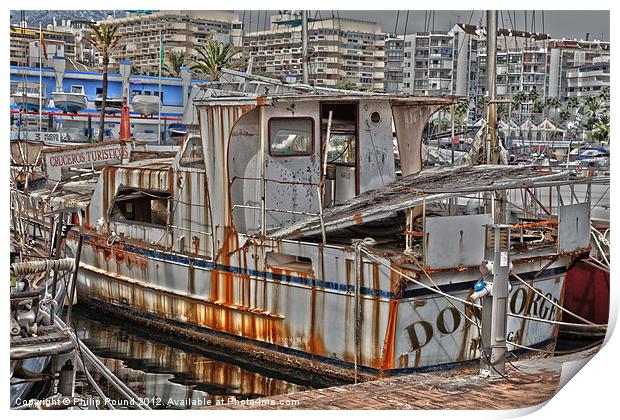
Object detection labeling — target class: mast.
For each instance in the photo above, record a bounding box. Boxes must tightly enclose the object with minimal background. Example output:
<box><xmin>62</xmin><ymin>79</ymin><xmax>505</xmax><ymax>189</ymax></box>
<box><xmin>486</xmin><ymin>10</ymin><xmax>498</xmax><ymax>164</ymax></box>
<box><xmin>38</xmin><ymin>22</ymin><xmax>43</xmax><ymax>133</ymax></box>
<box><xmin>301</xmin><ymin>10</ymin><xmax>309</xmax><ymax>84</ymax></box>
<box><xmin>158</xmin><ymin>29</ymin><xmax>163</xmax><ymax>144</ymax></box>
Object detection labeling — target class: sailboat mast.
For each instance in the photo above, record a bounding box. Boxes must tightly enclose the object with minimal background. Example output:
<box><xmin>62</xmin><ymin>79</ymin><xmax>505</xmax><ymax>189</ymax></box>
<box><xmin>301</xmin><ymin>10</ymin><xmax>309</xmax><ymax>84</ymax></box>
<box><xmin>486</xmin><ymin>10</ymin><xmax>498</xmax><ymax>164</ymax></box>
<box><xmin>38</xmin><ymin>22</ymin><xmax>43</xmax><ymax>133</ymax></box>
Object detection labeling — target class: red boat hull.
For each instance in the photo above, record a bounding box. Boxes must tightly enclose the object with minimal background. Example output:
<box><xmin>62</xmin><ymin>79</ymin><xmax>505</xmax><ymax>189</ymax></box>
<box><xmin>563</xmin><ymin>260</ymin><xmax>610</xmax><ymax>326</ymax></box>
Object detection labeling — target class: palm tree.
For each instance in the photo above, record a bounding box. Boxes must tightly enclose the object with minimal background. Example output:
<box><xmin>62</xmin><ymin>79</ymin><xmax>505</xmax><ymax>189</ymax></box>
<box><xmin>590</xmin><ymin>120</ymin><xmax>609</xmax><ymax>143</ymax></box>
<box><xmin>164</xmin><ymin>50</ymin><xmax>187</xmax><ymax>78</ymax></box>
<box><xmin>454</xmin><ymin>100</ymin><xmax>470</xmax><ymax>132</ymax></box>
<box><xmin>545</xmin><ymin>97</ymin><xmax>561</xmax><ymax>121</ymax></box>
<box><xmin>190</xmin><ymin>40</ymin><xmax>236</xmax><ymax>81</ymax></box>
<box><xmin>585</xmin><ymin>96</ymin><xmax>600</xmax><ymax>115</ymax></box>
<box><xmin>567</xmin><ymin>97</ymin><xmax>580</xmax><ymax>111</ymax></box>
<box><xmin>87</xmin><ymin>22</ymin><xmax>121</xmax><ymax>142</ymax></box>
<box><xmin>600</xmin><ymin>86</ymin><xmax>610</xmax><ymax>102</ymax></box>
<box><xmin>558</xmin><ymin>107</ymin><xmax>571</xmax><ymax>125</ymax></box>
<box><xmin>512</xmin><ymin>91</ymin><xmax>527</xmax><ymax>124</ymax></box>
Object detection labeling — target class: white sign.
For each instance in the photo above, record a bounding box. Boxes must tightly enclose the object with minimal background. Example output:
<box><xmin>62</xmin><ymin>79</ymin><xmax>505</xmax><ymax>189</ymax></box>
<box><xmin>500</xmin><ymin>251</ymin><xmax>509</xmax><ymax>267</ymax></box>
<box><xmin>44</xmin><ymin>142</ymin><xmax>131</xmax><ymax>181</ymax></box>
<box><xmin>10</xmin><ymin>131</ymin><xmax>68</xmax><ymax>142</ymax></box>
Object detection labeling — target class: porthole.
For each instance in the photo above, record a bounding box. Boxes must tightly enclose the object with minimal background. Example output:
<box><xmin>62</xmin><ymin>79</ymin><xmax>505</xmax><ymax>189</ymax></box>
<box><xmin>370</xmin><ymin>111</ymin><xmax>381</xmax><ymax>125</ymax></box>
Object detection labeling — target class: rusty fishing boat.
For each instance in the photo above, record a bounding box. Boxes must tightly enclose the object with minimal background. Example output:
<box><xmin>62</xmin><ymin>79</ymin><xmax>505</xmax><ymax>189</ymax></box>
<box><xmin>17</xmin><ymin>84</ymin><xmax>595</xmax><ymax>381</ymax></box>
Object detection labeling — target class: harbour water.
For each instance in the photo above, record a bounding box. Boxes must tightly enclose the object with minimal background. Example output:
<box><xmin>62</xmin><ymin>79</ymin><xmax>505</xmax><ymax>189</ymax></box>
<box><xmin>72</xmin><ymin>305</ymin><xmax>341</xmax><ymax>409</ymax></box>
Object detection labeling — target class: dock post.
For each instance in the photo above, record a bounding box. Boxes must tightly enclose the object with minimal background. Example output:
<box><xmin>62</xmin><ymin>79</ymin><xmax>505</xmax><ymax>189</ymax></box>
<box><xmin>480</xmin><ymin>224</ymin><xmax>511</xmax><ymax>377</ymax></box>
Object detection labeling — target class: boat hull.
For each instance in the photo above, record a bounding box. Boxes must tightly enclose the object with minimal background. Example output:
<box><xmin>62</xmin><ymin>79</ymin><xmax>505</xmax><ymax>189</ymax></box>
<box><xmin>131</xmin><ymin>95</ymin><xmax>160</xmax><ymax>116</ymax></box>
<box><xmin>52</xmin><ymin>92</ymin><xmax>88</xmax><ymax>113</ymax></box>
<box><xmin>74</xmin><ymin>233</ymin><xmax>570</xmax><ymax>379</ymax></box>
<box><xmin>12</xmin><ymin>94</ymin><xmax>42</xmax><ymax>111</ymax></box>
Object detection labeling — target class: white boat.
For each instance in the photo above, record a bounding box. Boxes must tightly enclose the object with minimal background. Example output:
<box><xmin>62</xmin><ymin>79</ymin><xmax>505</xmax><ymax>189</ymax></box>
<box><xmin>131</xmin><ymin>94</ymin><xmax>161</xmax><ymax>116</ymax></box>
<box><xmin>95</xmin><ymin>95</ymin><xmax>122</xmax><ymax>113</ymax></box>
<box><xmin>11</xmin><ymin>82</ymin><xmax>44</xmax><ymax>110</ymax></box>
<box><xmin>52</xmin><ymin>86</ymin><xmax>88</xmax><ymax>113</ymax></box>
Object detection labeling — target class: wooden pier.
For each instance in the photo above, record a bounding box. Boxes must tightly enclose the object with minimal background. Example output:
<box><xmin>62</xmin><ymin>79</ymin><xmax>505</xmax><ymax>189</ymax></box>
<box><xmin>209</xmin><ymin>347</ymin><xmax>599</xmax><ymax>410</ymax></box>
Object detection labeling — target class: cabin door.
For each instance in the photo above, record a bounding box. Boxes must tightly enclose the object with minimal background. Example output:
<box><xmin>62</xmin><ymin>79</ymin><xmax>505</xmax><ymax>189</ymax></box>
<box><xmin>320</xmin><ymin>103</ymin><xmax>358</xmax><ymax>207</ymax></box>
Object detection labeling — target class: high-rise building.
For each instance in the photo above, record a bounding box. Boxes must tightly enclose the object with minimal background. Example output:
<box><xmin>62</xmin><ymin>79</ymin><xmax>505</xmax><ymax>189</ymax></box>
<box><xmin>99</xmin><ymin>10</ymin><xmax>242</xmax><ymax>74</ymax></box>
<box><xmin>402</xmin><ymin>25</ymin><xmax>479</xmax><ymax>100</ymax></box>
<box><xmin>10</xmin><ymin>24</ymin><xmax>80</xmax><ymax>67</ymax></box>
<box><xmin>547</xmin><ymin>39</ymin><xmax>610</xmax><ymax>98</ymax></box>
<box><xmin>242</xmin><ymin>13</ymin><xmax>386</xmax><ymax>90</ymax></box>
<box><xmin>384</xmin><ymin>34</ymin><xmax>404</xmax><ymax>92</ymax></box>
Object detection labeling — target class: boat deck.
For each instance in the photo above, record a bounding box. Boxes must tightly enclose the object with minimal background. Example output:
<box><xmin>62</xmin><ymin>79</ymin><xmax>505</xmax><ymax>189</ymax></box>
<box><xmin>208</xmin><ymin>347</ymin><xmax>599</xmax><ymax>410</ymax></box>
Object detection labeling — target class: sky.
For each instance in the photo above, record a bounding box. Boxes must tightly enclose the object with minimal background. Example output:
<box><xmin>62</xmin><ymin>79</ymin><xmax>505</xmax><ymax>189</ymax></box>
<box><xmin>238</xmin><ymin>10</ymin><xmax>610</xmax><ymax>42</ymax></box>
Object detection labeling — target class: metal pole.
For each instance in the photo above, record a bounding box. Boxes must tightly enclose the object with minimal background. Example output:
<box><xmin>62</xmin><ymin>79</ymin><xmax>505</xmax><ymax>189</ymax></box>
<box><xmin>486</xmin><ymin>10</ymin><xmax>498</xmax><ymax>164</ymax></box>
<box><xmin>259</xmin><ymin>106</ymin><xmax>266</xmax><ymax>237</ymax></box>
<box><xmin>353</xmin><ymin>240</ymin><xmax>363</xmax><ymax>383</ymax></box>
<box><xmin>481</xmin><ymin>223</ymin><xmax>510</xmax><ymax>377</ymax></box>
<box><xmin>38</xmin><ymin>23</ymin><xmax>43</xmax><ymax>133</ymax></box>
<box><xmin>301</xmin><ymin>10</ymin><xmax>309</xmax><ymax>85</ymax></box>
<box><xmin>450</xmin><ymin>103</ymin><xmax>455</xmax><ymax>165</ymax></box>
<box><xmin>158</xmin><ymin>29</ymin><xmax>162</xmax><ymax>144</ymax></box>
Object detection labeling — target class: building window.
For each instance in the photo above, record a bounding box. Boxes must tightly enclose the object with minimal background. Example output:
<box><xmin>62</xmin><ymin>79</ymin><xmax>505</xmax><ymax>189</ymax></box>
<box><xmin>269</xmin><ymin>117</ymin><xmax>314</xmax><ymax>157</ymax></box>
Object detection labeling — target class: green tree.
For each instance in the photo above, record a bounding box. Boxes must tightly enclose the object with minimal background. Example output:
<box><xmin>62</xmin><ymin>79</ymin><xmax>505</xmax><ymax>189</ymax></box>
<box><xmin>545</xmin><ymin>97</ymin><xmax>561</xmax><ymax>120</ymax></box>
<box><xmin>190</xmin><ymin>40</ymin><xmax>236</xmax><ymax>81</ymax></box>
<box><xmin>163</xmin><ymin>50</ymin><xmax>188</xmax><ymax>78</ymax></box>
<box><xmin>87</xmin><ymin>22</ymin><xmax>121</xmax><ymax>142</ymax></box>
<box><xmin>454</xmin><ymin>100</ymin><xmax>470</xmax><ymax>131</ymax></box>
<box><xmin>336</xmin><ymin>81</ymin><xmax>360</xmax><ymax>91</ymax></box>
<box><xmin>533</xmin><ymin>99</ymin><xmax>545</xmax><ymax>114</ymax></box>
<box><xmin>590</xmin><ymin>120</ymin><xmax>610</xmax><ymax>143</ymax></box>
<box><xmin>527</xmin><ymin>87</ymin><xmax>540</xmax><ymax>103</ymax></box>
<box><xmin>567</xmin><ymin>97</ymin><xmax>580</xmax><ymax>110</ymax></box>
<box><xmin>558</xmin><ymin>107</ymin><xmax>571</xmax><ymax>125</ymax></box>
<box><xmin>600</xmin><ymin>86</ymin><xmax>610</xmax><ymax>102</ymax></box>
<box><xmin>512</xmin><ymin>90</ymin><xmax>527</xmax><ymax>123</ymax></box>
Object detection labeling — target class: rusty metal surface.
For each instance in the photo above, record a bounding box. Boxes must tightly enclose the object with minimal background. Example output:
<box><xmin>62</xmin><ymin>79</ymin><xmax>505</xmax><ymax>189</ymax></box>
<box><xmin>271</xmin><ymin>165</ymin><xmax>585</xmax><ymax>239</ymax></box>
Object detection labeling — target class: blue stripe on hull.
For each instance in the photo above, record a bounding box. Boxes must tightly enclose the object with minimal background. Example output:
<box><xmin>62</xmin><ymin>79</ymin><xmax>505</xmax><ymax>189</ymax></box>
<box><xmin>111</xmin><ymin>240</ymin><xmax>566</xmax><ymax>300</ymax></box>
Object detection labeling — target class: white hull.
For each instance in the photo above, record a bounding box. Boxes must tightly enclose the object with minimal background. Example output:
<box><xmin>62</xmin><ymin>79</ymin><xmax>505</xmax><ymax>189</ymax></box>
<box><xmin>132</xmin><ymin>95</ymin><xmax>161</xmax><ymax>116</ymax></box>
<box><xmin>52</xmin><ymin>91</ymin><xmax>88</xmax><ymax>113</ymax></box>
<box><xmin>12</xmin><ymin>92</ymin><xmax>42</xmax><ymax>108</ymax></box>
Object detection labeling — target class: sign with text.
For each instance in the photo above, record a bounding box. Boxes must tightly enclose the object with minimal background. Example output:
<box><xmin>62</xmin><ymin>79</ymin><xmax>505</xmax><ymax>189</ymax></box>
<box><xmin>44</xmin><ymin>142</ymin><xmax>131</xmax><ymax>181</ymax></box>
<box><xmin>10</xmin><ymin>131</ymin><xmax>68</xmax><ymax>143</ymax></box>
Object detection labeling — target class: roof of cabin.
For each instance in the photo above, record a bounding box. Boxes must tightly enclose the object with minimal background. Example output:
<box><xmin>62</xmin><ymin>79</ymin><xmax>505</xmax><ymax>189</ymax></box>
<box><xmin>270</xmin><ymin>165</ymin><xmax>591</xmax><ymax>239</ymax></box>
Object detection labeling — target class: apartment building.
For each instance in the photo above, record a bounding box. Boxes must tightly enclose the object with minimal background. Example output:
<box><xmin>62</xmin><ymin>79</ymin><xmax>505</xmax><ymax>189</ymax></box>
<box><xmin>100</xmin><ymin>10</ymin><xmax>242</xmax><ymax>74</ymax></box>
<box><xmin>547</xmin><ymin>39</ymin><xmax>610</xmax><ymax>98</ymax></box>
<box><xmin>384</xmin><ymin>34</ymin><xmax>404</xmax><ymax>92</ymax></box>
<box><xmin>563</xmin><ymin>55</ymin><xmax>610</xmax><ymax>99</ymax></box>
<box><xmin>243</xmin><ymin>13</ymin><xmax>385</xmax><ymax>90</ymax></box>
<box><xmin>402</xmin><ymin>25</ymin><xmax>481</xmax><ymax>100</ymax></box>
<box><xmin>10</xmin><ymin>24</ymin><xmax>80</xmax><ymax>67</ymax></box>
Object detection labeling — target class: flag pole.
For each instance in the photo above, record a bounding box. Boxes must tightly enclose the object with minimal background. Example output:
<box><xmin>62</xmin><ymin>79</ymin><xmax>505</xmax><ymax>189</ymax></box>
<box><xmin>158</xmin><ymin>29</ymin><xmax>162</xmax><ymax>145</ymax></box>
<box><xmin>38</xmin><ymin>22</ymin><xmax>43</xmax><ymax>133</ymax></box>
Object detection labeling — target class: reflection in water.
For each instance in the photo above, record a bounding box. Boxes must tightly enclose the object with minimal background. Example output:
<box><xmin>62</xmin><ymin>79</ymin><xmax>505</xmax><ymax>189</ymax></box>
<box><xmin>73</xmin><ymin>305</ymin><xmax>313</xmax><ymax>409</ymax></box>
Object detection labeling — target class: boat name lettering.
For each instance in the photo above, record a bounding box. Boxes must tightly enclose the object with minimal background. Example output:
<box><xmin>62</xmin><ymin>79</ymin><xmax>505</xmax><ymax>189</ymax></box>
<box><xmin>48</xmin><ymin>145</ymin><xmax>129</xmax><ymax>168</ymax></box>
<box><xmin>405</xmin><ymin>285</ymin><xmax>560</xmax><ymax>352</ymax></box>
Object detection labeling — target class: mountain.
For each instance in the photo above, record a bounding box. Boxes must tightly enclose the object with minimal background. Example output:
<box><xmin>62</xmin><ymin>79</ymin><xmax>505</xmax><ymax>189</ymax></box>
<box><xmin>9</xmin><ymin>10</ymin><xmax>121</xmax><ymax>27</ymax></box>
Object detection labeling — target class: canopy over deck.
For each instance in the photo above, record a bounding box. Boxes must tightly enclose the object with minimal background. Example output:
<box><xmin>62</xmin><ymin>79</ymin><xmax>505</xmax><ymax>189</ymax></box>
<box><xmin>270</xmin><ymin>165</ymin><xmax>593</xmax><ymax>239</ymax></box>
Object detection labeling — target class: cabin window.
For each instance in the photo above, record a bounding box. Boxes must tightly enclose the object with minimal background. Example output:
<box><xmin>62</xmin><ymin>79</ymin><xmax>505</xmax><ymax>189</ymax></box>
<box><xmin>179</xmin><ymin>136</ymin><xmax>205</xmax><ymax>169</ymax></box>
<box><xmin>70</xmin><ymin>85</ymin><xmax>84</xmax><ymax>94</ymax></box>
<box><xmin>327</xmin><ymin>133</ymin><xmax>356</xmax><ymax>165</ymax></box>
<box><xmin>265</xmin><ymin>252</ymin><xmax>314</xmax><ymax>275</ymax></box>
<box><xmin>268</xmin><ymin>117</ymin><xmax>314</xmax><ymax>156</ymax></box>
<box><xmin>110</xmin><ymin>187</ymin><xmax>171</xmax><ymax>226</ymax></box>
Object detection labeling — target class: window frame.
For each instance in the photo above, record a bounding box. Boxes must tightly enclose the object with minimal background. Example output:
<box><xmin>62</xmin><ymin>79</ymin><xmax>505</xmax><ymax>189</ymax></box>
<box><xmin>267</xmin><ymin>117</ymin><xmax>315</xmax><ymax>158</ymax></box>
